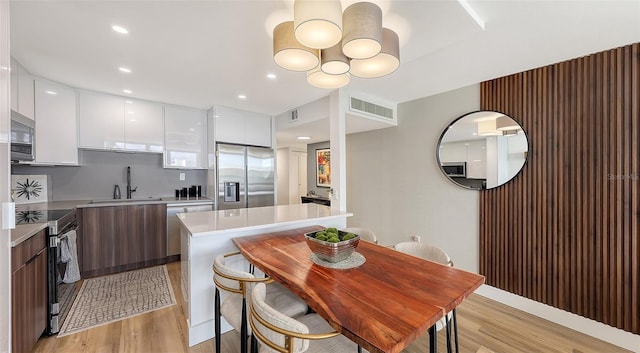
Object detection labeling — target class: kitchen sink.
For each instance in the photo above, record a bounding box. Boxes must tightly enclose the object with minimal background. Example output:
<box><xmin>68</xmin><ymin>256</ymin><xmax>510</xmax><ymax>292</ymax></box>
<box><xmin>90</xmin><ymin>197</ymin><xmax>163</xmax><ymax>204</ymax></box>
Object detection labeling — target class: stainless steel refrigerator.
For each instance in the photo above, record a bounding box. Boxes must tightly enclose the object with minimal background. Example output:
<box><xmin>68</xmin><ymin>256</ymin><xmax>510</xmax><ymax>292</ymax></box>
<box><xmin>216</xmin><ymin>143</ymin><xmax>275</xmax><ymax>210</ymax></box>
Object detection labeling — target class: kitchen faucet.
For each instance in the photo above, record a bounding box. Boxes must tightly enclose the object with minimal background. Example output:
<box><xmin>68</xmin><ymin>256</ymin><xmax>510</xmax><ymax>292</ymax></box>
<box><xmin>126</xmin><ymin>166</ymin><xmax>137</xmax><ymax>199</ymax></box>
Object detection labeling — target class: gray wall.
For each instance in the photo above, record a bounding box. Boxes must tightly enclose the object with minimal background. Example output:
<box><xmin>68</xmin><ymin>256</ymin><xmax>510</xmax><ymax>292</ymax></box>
<box><xmin>306</xmin><ymin>141</ymin><xmax>330</xmax><ymax>197</ymax></box>
<box><xmin>12</xmin><ymin>150</ymin><xmax>207</xmax><ymax>201</ymax></box>
<box><xmin>345</xmin><ymin>84</ymin><xmax>480</xmax><ymax>272</ymax></box>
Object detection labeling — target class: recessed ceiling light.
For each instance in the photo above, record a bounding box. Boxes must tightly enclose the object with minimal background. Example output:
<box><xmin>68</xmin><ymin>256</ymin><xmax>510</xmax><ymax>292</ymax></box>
<box><xmin>111</xmin><ymin>25</ymin><xmax>129</xmax><ymax>34</ymax></box>
<box><xmin>45</xmin><ymin>90</ymin><xmax>57</xmax><ymax>95</ymax></box>
<box><xmin>122</xmin><ymin>89</ymin><xmax>133</xmax><ymax>94</ymax></box>
<box><xmin>119</xmin><ymin>67</ymin><xmax>132</xmax><ymax>73</ymax></box>
<box><xmin>472</xmin><ymin>132</ymin><xmax>477</xmax><ymax>136</ymax></box>
<box><xmin>125</xmin><ymin>100</ymin><xmax>133</xmax><ymax>104</ymax></box>
<box><xmin>238</xmin><ymin>94</ymin><xmax>247</xmax><ymax>100</ymax></box>
<box><xmin>297</xmin><ymin>136</ymin><xmax>311</xmax><ymax>140</ymax></box>
<box><xmin>266</xmin><ymin>73</ymin><xmax>277</xmax><ymax>79</ymax></box>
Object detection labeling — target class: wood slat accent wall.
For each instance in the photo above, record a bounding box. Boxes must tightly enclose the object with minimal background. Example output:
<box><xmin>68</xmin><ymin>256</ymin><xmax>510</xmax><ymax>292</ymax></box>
<box><xmin>479</xmin><ymin>43</ymin><xmax>639</xmax><ymax>334</ymax></box>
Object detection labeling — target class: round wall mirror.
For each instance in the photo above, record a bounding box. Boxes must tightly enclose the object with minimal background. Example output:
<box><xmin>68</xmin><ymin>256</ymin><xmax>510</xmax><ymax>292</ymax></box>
<box><xmin>436</xmin><ymin>110</ymin><xmax>529</xmax><ymax>190</ymax></box>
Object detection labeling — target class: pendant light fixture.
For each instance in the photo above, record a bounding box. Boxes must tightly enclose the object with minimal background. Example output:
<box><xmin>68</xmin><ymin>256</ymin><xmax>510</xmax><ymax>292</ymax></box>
<box><xmin>307</xmin><ymin>64</ymin><xmax>350</xmax><ymax>89</ymax></box>
<box><xmin>349</xmin><ymin>27</ymin><xmax>400</xmax><ymax>78</ymax></box>
<box><xmin>321</xmin><ymin>42</ymin><xmax>350</xmax><ymax>75</ymax></box>
<box><xmin>272</xmin><ymin>1</ymin><xmax>399</xmax><ymax>89</ymax></box>
<box><xmin>495</xmin><ymin>116</ymin><xmax>521</xmax><ymax>131</ymax></box>
<box><xmin>273</xmin><ymin>21</ymin><xmax>320</xmax><ymax>72</ymax></box>
<box><xmin>477</xmin><ymin>120</ymin><xmax>501</xmax><ymax>136</ymax></box>
<box><xmin>341</xmin><ymin>2</ymin><xmax>383</xmax><ymax>59</ymax></box>
<box><xmin>294</xmin><ymin>0</ymin><xmax>343</xmax><ymax>49</ymax></box>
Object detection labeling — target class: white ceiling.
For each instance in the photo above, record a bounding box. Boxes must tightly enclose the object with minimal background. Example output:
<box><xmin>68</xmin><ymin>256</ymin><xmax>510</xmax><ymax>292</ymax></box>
<box><xmin>9</xmin><ymin>0</ymin><xmax>640</xmax><ymax>147</ymax></box>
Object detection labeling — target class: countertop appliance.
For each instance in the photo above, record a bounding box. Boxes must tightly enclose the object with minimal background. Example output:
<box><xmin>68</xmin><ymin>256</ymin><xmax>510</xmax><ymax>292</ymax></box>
<box><xmin>216</xmin><ymin>143</ymin><xmax>275</xmax><ymax>210</ymax></box>
<box><xmin>10</xmin><ymin>110</ymin><xmax>35</xmax><ymax>162</ymax></box>
<box><xmin>17</xmin><ymin>208</ymin><xmax>79</xmax><ymax>335</ymax></box>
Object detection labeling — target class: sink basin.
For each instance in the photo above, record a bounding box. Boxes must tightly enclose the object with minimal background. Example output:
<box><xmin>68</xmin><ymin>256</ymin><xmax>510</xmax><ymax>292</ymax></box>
<box><xmin>90</xmin><ymin>197</ymin><xmax>163</xmax><ymax>204</ymax></box>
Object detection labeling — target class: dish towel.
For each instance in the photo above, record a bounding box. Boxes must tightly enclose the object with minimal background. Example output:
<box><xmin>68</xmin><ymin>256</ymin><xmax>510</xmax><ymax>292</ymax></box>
<box><xmin>62</xmin><ymin>230</ymin><xmax>81</xmax><ymax>283</ymax></box>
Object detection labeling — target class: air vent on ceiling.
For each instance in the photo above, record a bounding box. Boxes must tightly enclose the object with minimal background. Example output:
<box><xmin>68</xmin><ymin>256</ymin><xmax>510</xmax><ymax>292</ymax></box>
<box><xmin>349</xmin><ymin>96</ymin><xmax>394</xmax><ymax>120</ymax></box>
<box><xmin>290</xmin><ymin>109</ymin><xmax>299</xmax><ymax>122</ymax></box>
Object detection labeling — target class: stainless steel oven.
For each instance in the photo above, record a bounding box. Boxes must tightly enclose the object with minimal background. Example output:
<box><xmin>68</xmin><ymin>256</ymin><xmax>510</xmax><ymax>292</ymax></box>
<box><xmin>16</xmin><ymin>208</ymin><xmax>79</xmax><ymax>335</ymax></box>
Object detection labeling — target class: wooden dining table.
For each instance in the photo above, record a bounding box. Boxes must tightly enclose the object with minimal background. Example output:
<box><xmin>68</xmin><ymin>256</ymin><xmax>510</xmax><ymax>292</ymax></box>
<box><xmin>233</xmin><ymin>225</ymin><xmax>485</xmax><ymax>353</ymax></box>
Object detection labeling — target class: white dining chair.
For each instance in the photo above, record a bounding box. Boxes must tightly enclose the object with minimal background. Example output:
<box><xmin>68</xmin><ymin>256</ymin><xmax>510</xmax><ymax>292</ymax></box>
<box><xmin>214</xmin><ymin>252</ymin><xmax>309</xmax><ymax>353</ymax></box>
<box><xmin>249</xmin><ymin>282</ymin><xmax>363</xmax><ymax>353</ymax></box>
<box><xmin>341</xmin><ymin>227</ymin><xmax>378</xmax><ymax>244</ymax></box>
<box><xmin>393</xmin><ymin>242</ymin><xmax>458</xmax><ymax>353</ymax></box>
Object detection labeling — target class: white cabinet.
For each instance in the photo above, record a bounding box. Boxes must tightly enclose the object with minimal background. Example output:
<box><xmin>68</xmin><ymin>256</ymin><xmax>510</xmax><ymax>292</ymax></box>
<box><xmin>34</xmin><ymin>79</ymin><xmax>78</xmax><ymax>165</ymax></box>
<box><xmin>10</xmin><ymin>57</ymin><xmax>35</xmax><ymax>120</ymax></box>
<box><xmin>78</xmin><ymin>90</ymin><xmax>163</xmax><ymax>152</ymax></box>
<box><xmin>78</xmin><ymin>90</ymin><xmax>124</xmax><ymax>149</ymax></box>
<box><xmin>124</xmin><ymin>99</ymin><xmax>164</xmax><ymax>152</ymax></box>
<box><xmin>214</xmin><ymin>106</ymin><xmax>271</xmax><ymax>147</ymax></box>
<box><xmin>164</xmin><ymin>105</ymin><xmax>207</xmax><ymax>169</ymax></box>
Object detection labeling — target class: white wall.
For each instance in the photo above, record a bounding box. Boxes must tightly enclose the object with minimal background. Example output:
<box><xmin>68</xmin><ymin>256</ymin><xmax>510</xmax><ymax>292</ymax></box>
<box><xmin>345</xmin><ymin>84</ymin><xmax>480</xmax><ymax>272</ymax></box>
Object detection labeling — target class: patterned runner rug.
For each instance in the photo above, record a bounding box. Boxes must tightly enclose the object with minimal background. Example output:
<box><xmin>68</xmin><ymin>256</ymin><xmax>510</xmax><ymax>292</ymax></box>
<box><xmin>58</xmin><ymin>265</ymin><xmax>176</xmax><ymax>337</ymax></box>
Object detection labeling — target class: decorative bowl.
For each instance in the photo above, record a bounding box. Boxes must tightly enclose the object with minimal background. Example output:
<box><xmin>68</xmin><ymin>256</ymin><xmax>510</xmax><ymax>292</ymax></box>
<box><xmin>304</xmin><ymin>229</ymin><xmax>360</xmax><ymax>263</ymax></box>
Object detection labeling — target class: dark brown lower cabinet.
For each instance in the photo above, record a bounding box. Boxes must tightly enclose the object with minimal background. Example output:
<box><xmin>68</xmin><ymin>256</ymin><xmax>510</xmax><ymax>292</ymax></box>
<box><xmin>80</xmin><ymin>203</ymin><xmax>167</xmax><ymax>278</ymax></box>
<box><xmin>12</xmin><ymin>229</ymin><xmax>48</xmax><ymax>353</ymax></box>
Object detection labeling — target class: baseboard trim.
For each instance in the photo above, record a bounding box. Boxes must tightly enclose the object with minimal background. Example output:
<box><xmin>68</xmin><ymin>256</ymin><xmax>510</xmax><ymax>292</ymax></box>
<box><xmin>475</xmin><ymin>285</ymin><xmax>640</xmax><ymax>353</ymax></box>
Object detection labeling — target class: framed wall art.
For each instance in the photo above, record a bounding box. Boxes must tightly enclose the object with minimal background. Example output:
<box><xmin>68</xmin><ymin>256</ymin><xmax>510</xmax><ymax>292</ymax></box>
<box><xmin>316</xmin><ymin>148</ymin><xmax>331</xmax><ymax>187</ymax></box>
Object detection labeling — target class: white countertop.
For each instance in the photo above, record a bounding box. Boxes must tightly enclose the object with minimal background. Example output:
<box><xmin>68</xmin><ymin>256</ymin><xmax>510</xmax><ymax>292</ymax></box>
<box><xmin>178</xmin><ymin>203</ymin><xmax>352</xmax><ymax>237</ymax></box>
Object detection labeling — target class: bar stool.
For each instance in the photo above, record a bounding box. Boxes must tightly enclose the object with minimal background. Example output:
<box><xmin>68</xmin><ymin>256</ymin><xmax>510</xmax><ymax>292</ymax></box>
<box><xmin>214</xmin><ymin>252</ymin><xmax>308</xmax><ymax>353</ymax></box>
<box><xmin>393</xmin><ymin>242</ymin><xmax>458</xmax><ymax>353</ymax></box>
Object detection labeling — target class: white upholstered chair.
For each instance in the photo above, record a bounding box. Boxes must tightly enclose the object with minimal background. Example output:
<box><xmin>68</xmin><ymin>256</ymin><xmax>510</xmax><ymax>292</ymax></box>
<box><xmin>341</xmin><ymin>227</ymin><xmax>378</xmax><ymax>244</ymax></box>
<box><xmin>214</xmin><ymin>252</ymin><xmax>309</xmax><ymax>353</ymax></box>
<box><xmin>249</xmin><ymin>282</ymin><xmax>362</xmax><ymax>353</ymax></box>
<box><xmin>393</xmin><ymin>242</ymin><xmax>458</xmax><ymax>353</ymax></box>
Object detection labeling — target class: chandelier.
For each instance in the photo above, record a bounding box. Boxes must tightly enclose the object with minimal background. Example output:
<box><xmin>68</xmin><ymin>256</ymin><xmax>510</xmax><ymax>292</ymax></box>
<box><xmin>273</xmin><ymin>0</ymin><xmax>400</xmax><ymax>89</ymax></box>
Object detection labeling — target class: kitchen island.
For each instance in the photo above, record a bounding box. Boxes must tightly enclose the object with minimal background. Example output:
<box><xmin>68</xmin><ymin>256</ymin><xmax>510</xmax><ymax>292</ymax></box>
<box><xmin>177</xmin><ymin>203</ymin><xmax>352</xmax><ymax>346</ymax></box>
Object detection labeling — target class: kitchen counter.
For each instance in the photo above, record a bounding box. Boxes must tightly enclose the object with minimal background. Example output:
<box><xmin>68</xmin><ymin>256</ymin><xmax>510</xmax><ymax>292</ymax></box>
<box><xmin>11</xmin><ymin>197</ymin><xmax>213</xmax><ymax>247</ymax></box>
<box><xmin>12</xmin><ymin>223</ymin><xmax>48</xmax><ymax>247</ymax></box>
<box><xmin>178</xmin><ymin>203</ymin><xmax>352</xmax><ymax>346</ymax></box>
<box><xmin>76</xmin><ymin>197</ymin><xmax>213</xmax><ymax>208</ymax></box>
<box><xmin>179</xmin><ymin>203</ymin><xmax>348</xmax><ymax>236</ymax></box>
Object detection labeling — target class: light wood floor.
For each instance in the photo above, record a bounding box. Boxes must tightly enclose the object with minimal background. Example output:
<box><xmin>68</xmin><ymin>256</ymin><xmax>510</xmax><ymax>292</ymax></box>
<box><xmin>33</xmin><ymin>262</ymin><xmax>632</xmax><ymax>353</ymax></box>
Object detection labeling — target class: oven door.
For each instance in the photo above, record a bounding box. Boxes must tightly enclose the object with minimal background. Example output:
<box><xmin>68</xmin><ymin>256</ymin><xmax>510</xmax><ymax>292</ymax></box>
<box><xmin>47</xmin><ymin>220</ymin><xmax>78</xmax><ymax>335</ymax></box>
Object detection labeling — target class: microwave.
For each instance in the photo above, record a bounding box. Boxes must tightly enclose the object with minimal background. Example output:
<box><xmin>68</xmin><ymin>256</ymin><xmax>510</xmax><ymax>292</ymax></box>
<box><xmin>10</xmin><ymin>110</ymin><xmax>35</xmax><ymax>162</ymax></box>
<box><xmin>441</xmin><ymin>162</ymin><xmax>466</xmax><ymax>178</ymax></box>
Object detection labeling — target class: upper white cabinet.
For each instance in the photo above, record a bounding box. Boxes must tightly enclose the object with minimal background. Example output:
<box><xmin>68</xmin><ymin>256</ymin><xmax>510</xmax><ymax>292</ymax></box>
<box><xmin>164</xmin><ymin>105</ymin><xmax>207</xmax><ymax>169</ymax></box>
<box><xmin>78</xmin><ymin>90</ymin><xmax>125</xmax><ymax>149</ymax></box>
<box><xmin>34</xmin><ymin>78</ymin><xmax>78</xmax><ymax>165</ymax></box>
<box><xmin>78</xmin><ymin>90</ymin><xmax>163</xmax><ymax>152</ymax></box>
<box><xmin>124</xmin><ymin>99</ymin><xmax>164</xmax><ymax>152</ymax></box>
<box><xmin>215</xmin><ymin>106</ymin><xmax>271</xmax><ymax>147</ymax></box>
<box><xmin>10</xmin><ymin>57</ymin><xmax>35</xmax><ymax>120</ymax></box>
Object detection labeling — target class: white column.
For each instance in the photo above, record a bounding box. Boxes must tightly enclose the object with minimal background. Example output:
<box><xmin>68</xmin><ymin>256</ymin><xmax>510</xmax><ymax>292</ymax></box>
<box><xmin>329</xmin><ymin>89</ymin><xmax>348</xmax><ymax>212</ymax></box>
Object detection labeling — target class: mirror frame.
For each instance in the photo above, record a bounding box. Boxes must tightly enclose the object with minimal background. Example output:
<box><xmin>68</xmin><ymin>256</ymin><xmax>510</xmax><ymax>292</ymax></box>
<box><xmin>436</xmin><ymin>110</ymin><xmax>530</xmax><ymax>190</ymax></box>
